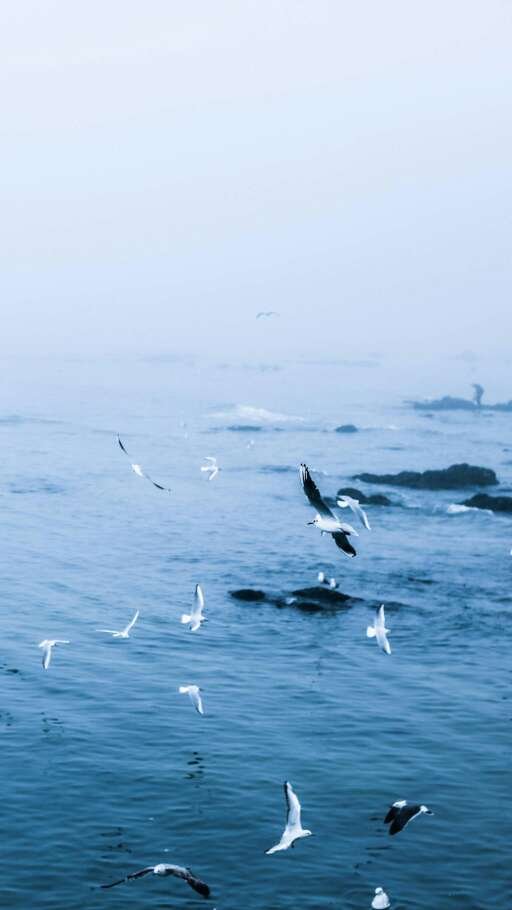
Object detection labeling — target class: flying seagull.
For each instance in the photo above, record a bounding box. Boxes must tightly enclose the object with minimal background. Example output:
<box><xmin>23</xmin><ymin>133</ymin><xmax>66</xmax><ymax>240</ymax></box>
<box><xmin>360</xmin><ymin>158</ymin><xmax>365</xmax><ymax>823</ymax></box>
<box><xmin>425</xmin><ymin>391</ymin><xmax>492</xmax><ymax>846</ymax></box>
<box><xmin>366</xmin><ymin>605</ymin><xmax>391</xmax><ymax>655</ymax></box>
<box><xmin>181</xmin><ymin>584</ymin><xmax>205</xmax><ymax>632</ymax></box>
<box><xmin>336</xmin><ymin>494</ymin><xmax>371</xmax><ymax>531</ymax></box>
<box><xmin>117</xmin><ymin>435</ymin><xmax>171</xmax><ymax>492</ymax></box>
<box><xmin>179</xmin><ymin>685</ymin><xmax>204</xmax><ymax>715</ymax></box>
<box><xmin>300</xmin><ymin>464</ymin><xmax>358</xmax><ymax>557</ymax></box>
<box><xmin>200</xmin><ymin>456</ymin><xmax>219</xmax><ymax>481</ymax></box>
<box><xmin>372</xmin><ymin>887</ymin><xmax>390</xmax><ymax>909</ymax></box>
<box><xmin>39</xmin><ymin>639</ymin><xmax>70</xmax><ymax>670</ymax></box>
<box><xmin>265</xmin><ymin>781</ymin><xmax>312</xmax><ymax>854</ymax></box>
<box><xmin>100</xmin><ymin>863</ymin><xmax>210</xmax><ymax>897</ymax></box>
<box><xmin>256</xmin><ymin>311</ymin><xmax>279</xmax><ymax>319</ymax></box>
<box><xmin>96</xmin><ymin>610</ymin><xmax>140</xmax><ymax>638</ymax></box>
<box><xmin>384</xmin><ymin>800</ymin><xmax>433</xmax><ymax>835</ymax></box>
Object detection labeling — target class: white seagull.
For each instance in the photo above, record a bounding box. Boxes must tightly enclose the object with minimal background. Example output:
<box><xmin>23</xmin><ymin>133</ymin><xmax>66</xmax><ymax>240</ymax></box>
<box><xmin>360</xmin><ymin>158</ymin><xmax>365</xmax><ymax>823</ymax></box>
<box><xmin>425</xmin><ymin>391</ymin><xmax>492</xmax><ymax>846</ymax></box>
<box><xmin>179</xmin><ymin>685</ymin><xmax>204</xmax><ymax>715</ymax></box>
<box><xmin>200</xmin><ymin>456</ymin><xmax>219</xmax><ymax>480</ymax></box>
<box><xmin>366</xmin><ymin>605</ymin><xmax>391</xmax><ymax>655</ymax></box>
<box><xmin>317</xmin><ymin>571</ymin><xmax>337</xmax><ymax>589</ymax></box>
<box><xmin>336</xmin><ymin>494</ymin><xmax>371</xmax><ymax>531</ymax></box>
<box><xmin>265</xmin><ymin>781</ymin><xmax>312</xmax><ymax>854</ymax></box>
<box><xmin>101</xmin><ymin>863</ymin><xmax>210</xmax><ymax>897</ymax></box>
<box><xmin>39</xmin><ymin>639</ymin><xmax>70</xmax><ymax>670</ymax></box>
<box><xmin>96</xmin><ymin>610</ymin><xmax>140</xmax><ymax>639</ymax></box>
<box><xmin>384</xmin><ymin>800</ymin><xmax>433</xmax><ymax>835</ymax></box>
<box><xmin>372</xmin><ymin>887</ymin><xmax>390</xmax><ymax>909</ymax></box>
<box><xmin>181</xmin><ymin>585</ymin><xmax>205</xmax><ymax>632</ymax></box>
<box><xmin>117</xmin><ymin>435</ymin><xmax>171</xmax><ymax>493</ymax></box>
<box><xmin>300</xmin><ymin>464</ymin><xmax>358</xmax><ymax>557</ymax></box>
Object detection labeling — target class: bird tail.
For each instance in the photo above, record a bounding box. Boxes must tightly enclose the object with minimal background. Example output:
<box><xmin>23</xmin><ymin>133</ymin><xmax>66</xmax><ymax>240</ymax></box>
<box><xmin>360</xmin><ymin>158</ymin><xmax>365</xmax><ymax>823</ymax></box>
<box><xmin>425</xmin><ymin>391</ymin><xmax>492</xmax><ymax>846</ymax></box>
<box><xmin>181</xmin><ymin>614</ymin><xmax>191</xmax><ymax>624</ymax></box>
<box><xmin>366</xmin><ymin>626</ymin><xmax>376</xmax><ymax>638</ymax></box>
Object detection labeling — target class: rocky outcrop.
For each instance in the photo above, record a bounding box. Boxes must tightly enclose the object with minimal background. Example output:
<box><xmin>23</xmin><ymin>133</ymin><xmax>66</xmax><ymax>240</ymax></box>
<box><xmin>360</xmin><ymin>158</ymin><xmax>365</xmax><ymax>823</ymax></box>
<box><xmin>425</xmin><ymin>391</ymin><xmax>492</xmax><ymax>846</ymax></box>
<box><xmin>335</xmin><ymin>424</ymin><xmax>358</xmax><ymax>433</ymax></box>
<box><xmin>410</xmin><ymin>396</ymin><xmax>512</xmax><ymax>412</ymax></box>
<box><xmin>461</xmin><ymin>493</ymin><xmax>512</xmax><ymax>513</ymax></box>
<box><xmin>336</xmin><ymin>486</ymin><xmax>392</xmax><ymax>506</ymax></box>
<box><xmin>230</xmin><ymin>586</ymin><xmax>361</xmax><ymax>612</ymax></box>
<box><xmin>353</xmin><ymin>463</ymin><xmax>498</xmax><ymax>490</ymax></box>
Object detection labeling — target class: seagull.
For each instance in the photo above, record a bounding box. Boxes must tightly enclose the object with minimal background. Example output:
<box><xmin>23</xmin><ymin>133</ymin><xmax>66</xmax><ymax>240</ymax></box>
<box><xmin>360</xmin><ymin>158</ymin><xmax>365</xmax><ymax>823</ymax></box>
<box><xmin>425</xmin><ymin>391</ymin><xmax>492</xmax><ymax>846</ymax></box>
<box><xmin>100</xmin><ymin>863</ymin><xmax>210</xmax><ymax>897</ymax></box>
<box><xmin>300</xmin><ymin>464</ymin><xmax>358</xmax><ymax>557</ymax></box>
<box><xmin>179</xmin><ymin>685</ymin><xmax>204</xmax><ymax>715</ymax></box>
<box><xmin>256</xmin><ymin>311</ymin><xmax>279</xmax><ymax>319</ymax></box>
<box><xmin>317</xmin><ymin>571</ymin><xmax>337</xmax><ymax>589</ymax></box>
<box><xmin>96</xmin><ymin>610</ymin><xmax>140</xmax><ymax>638</ymax></box>
<box><xmin>366</xmin><ymin>605</ymin><xmax>391</xmax><ymax>655</ymax></box>
<box><xmin>200</xmin><ymin>456</ymin><xmax>219</xmax><ymax>480</ymax></box>
<box><xmin>38</xmin><ymin>639</ymin><xmax>70</xmax><ymax>670</ymax></box>
<box><xmin>372</xmin><ymin>887</ymin><xmax>390</xmax><ymax>909</ymax></box>
<box><xmin>265</xmin><ymin>782</ymin><xmax>312</xmax><ymax>854</ymax></box>
<box><xmin>384</xmin><ymin>800</ymin><xmax>433</xmax><ymax>835</ymax></box>
<box><xmin>117</xmin><ymin>434</ymin><xmax>171</xmax><ymax>492</ymax></box>
<box><xmin>336</xmin><ymin>494</ymin><xmax>371</xmax><ymax>531</ymax></box>
<box><xmin>181</xmin><ymin>585</ymin><xmax>205</xmax><ymax>632</ymax></box>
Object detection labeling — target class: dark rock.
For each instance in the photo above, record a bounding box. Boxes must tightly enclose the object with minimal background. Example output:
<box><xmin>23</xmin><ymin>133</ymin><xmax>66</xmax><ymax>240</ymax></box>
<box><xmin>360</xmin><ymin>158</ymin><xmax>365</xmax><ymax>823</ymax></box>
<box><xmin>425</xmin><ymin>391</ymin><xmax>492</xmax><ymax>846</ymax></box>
<box><xmin>335</xmin><ymin>424</ymin><xmax>358</xmax><ymax>433</ymax></box>
<box><xmin>410</xmin><ymin>396</ymin><xmax>512</xmax><ymax>412</ymax></box>
<box><xmin>336</xmin><ymin>486</ymin><xmax>392</xmax><ymax>506</ymax></box>
<box><xmin>353</xmin><ymin>463</ymin><xmax>498</xmax><ymax>490</ymax></box>
<box><xmin>230</xmin><ymin>589</ymin><xmax>267</xmax><ymax>601</ymax></box>
<box><xmin>461</xmin><ymin>494</ymin><xmax>512</xmax><ymax>513</ymax></box>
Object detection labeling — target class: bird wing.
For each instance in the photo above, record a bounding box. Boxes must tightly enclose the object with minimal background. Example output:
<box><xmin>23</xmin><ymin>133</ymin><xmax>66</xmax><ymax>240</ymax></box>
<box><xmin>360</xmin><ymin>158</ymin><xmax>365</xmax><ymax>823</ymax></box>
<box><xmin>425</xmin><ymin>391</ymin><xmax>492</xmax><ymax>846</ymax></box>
<box><xmin>332</xmin><ymin>532</ymin><xmax>357</xmax><ymax>557</ymax></box>
<box><xmin>101</xmin><ymin>867</ymin><xmax>153</xmax><ymax>888</ymax></box>
<box><xmin>192</xmin><ymin>690</ymin><xmax>204</xmax><ymax>715</ymax></box>
<box><xmin>205</xmin><ymin>457</ymin><xmax>217</xmax><ymax>465</ymax></box>
<box><xmin>376</xmin><ymin>626</ymin><xmax>391</xmax><ymax>655</ymax></box>
<box><xmin>384</xmin><ymin>804</ymin><xmax>400</xmax><ymax>824</ymax></box>
<box><xmin>123</xmin><ymin>610</ymin><xmax>140</xmax><ymax>634</ymax></box>
<box><xmin>389</xmin><ymin>806</ymin><xmax>418</xmax><ymax>835</ymax></box>
<box><xmin>171</xmin><ymin>868</ymin><xmax>210</xmax><ymax>898</ymax></box>
<box><xmin>42</xmin><ymin>645</ymin><xmax>52</xmax><ymax>669</ymax></box>
<box><xmin>194</xmin><ymin>584</ymin><xmax>205</xmax><ymax>614</ymax></box>
<box><xmin>95</xmin><ymin>629</ymin><xmax>118</xmax><ymax>634</ymax></box>
<box><xmin>358</xmin><ymin>504</ymin><xmax>371</xmax><ymax>531</ymax></box>
<box><xmin>338</xmin><ymin>521</ymin><xmax>359</xmax><ymax>536</ymax></box>
<box><xmin>144</xmin><ymin>473</ymin><xmax>171</xmax><ymax>493</ymax></box>
<box><xmin>284</xmin><ymin>781</ymin><xmax>301</xmax><ymax>828</ymax></box>
<box><xmin>299</xmin><ymin>464</ymin><xmax>334</xmax><ymax>518</ymax></box>
<box><xmin>117</xmin><ymin>434</ymin><xmax>130</xmax><ymax>456</ymax></box>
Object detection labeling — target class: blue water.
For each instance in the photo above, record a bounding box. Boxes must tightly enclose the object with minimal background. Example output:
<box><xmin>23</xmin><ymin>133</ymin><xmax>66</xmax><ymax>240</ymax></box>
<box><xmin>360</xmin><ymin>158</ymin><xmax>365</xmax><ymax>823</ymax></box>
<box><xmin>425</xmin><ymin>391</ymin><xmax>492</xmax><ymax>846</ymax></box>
<box><xmin>1</xmin><ymin>358</ymin><xmax>511</xmax><ymax>909</ymax></box>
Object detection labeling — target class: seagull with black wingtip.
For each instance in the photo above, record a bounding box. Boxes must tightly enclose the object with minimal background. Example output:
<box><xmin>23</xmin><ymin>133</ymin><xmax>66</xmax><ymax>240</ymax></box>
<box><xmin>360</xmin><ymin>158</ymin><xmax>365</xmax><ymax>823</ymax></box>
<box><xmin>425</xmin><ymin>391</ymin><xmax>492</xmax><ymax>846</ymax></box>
<box><xmin>384</xmin><ymin>800</ymin><xmax>433</xmax><ymax>835</ymax></box>
<box><xmin>299</xmin><ymin>464</ymin><xmax>358</xmax><ymax>557</ymax></box>
<box><xmin>100</xmin><ymin>862</ymin><xmax>210</xmax><ymax>897</ymax></box>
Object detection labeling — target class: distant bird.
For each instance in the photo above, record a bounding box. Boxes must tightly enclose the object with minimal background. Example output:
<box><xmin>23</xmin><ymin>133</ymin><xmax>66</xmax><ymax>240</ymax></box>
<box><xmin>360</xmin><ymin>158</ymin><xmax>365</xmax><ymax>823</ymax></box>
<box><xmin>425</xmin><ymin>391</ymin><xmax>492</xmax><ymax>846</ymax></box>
<box><xmin>317</xmin><ymin>571</ymin><xmax>337</xmax><ymax>589</ymax></box>
<box><xmin>117</xmin><ymin>434</ymin><xmax>171</xmax><ymax>492</ymax></box>
<box><xmin>384</xmin><ymin>800</ymin><xmax>433</xmax><ymax>835</ymax></box>
<box><xmin>179</xmin><ymin>685</ymin><xmax>204</xmax><ymax>715</ymax></box>
<box><xmin>96</xmin><ymin>610</ymin><xmax>139</xmax><ymax>639</ymax></box>
<box><xmin>336</xmin><ymin>494</ymin><xmax>371</xmax><ymax>531</ymax></box>
<box><xmin>200</xmin><ymin>456</ymin><xmax>219</xmax><ymax>480</ymax></box>
<box><xmin>300</xmin><ymin>464</ymin><xmax>358</xmax><ymax>557</ymax></box>
<box><xmin>256</xmin><ymin>311</ymin><xmax>279</xmax><ymax>319</ymax></box>
<box><xmin>39</xmin><ymin>639</ymin><xmax>70</xmax><ymax>670</ymax></box>
<box><xmin>100</xmin><ymin>863</ymin><xmax>210</xmax><ymax>897</ymax></box>
<box><xmin>265</xmin><ymin>782</ymin><xmax>312</xmax><ymax>854</ymax></box>
<box><xmin>181</xmin><ymin>584</ymin><xmax>205</xmax><ymax>632</ymax></box>
<box><xmin>366</xmin><ymin>605</ymin><xmax>391</xmax><ymax>655</ymax></box>
<box><xmin>372</xmin><ymin>887</ymin><xmax>390</xmax><ymax>909</ymax></box>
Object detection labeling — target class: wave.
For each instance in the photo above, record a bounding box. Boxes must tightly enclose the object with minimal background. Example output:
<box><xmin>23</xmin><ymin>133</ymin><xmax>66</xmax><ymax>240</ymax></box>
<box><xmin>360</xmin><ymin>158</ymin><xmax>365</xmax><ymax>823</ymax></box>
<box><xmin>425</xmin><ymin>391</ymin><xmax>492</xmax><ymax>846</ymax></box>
<box><xmin>210</xmin><ymin>405</ymin><xmax>305</xmax><ymax>424</ymax></box>
<box><xmin>446</xmin><ymin>503</ymin><xmax>493</xmax><ymax>515</ymax></box>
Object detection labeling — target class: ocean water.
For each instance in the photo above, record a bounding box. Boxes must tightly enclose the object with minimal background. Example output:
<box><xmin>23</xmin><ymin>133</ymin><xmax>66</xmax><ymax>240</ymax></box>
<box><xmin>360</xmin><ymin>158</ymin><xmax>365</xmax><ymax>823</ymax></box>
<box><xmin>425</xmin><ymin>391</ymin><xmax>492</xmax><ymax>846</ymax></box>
<box><xmin>1</xmin><ymin>357</ymin><xmax>511</xmax><ymax>910</ymax></box>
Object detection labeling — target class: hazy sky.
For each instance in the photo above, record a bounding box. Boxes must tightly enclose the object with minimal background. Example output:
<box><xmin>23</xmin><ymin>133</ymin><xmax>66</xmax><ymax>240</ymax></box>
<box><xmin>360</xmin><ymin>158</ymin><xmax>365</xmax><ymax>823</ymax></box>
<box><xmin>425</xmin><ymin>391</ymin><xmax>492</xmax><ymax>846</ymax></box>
<box><xmin>1</xmin><ymin>1</ymin><xmax>511</xmax><ymax>360</ymax></box>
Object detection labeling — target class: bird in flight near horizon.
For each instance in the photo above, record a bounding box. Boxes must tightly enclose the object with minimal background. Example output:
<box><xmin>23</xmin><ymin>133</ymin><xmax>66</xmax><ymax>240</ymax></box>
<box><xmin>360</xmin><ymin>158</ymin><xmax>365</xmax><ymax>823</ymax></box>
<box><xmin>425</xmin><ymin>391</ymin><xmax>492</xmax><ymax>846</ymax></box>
<box><xmin>366</xmin><ymin>605</ymin><xmax>391</xmax><ymax>654</ymax></box>
<box><xmin>181</xmin><ymin>584</ymin><xmax>206</xmax><ymax>632</ymax></box>
<box><xmin>100</xmin><ymin>862</ymin><xmax>210</xmax><ymax>897</ymax></box>
<box><xmin>200</xmin><ymin>456</ymin><xmax>219</xmax><ymax>480</ymax></box>
<box><xmin>96</xmin><ymin>610</ymin><xmax>140</xmax><ymax>639</ymax></box>
<box><xmin>39</xmin><ymin>639</ymin><xmax>70</xmax><ymax>670</ymax></box>
<box><xmin>265</xmin><ymin>782</ymin><xmax>312</xmax><ymax>854</ymax></box>
<box><xmin>117</xmin><ymin>435</ymin><xmax>171</xmax><ymax>492</ymax></box>
<box><xmin>300</xmin><ymin>464</ymin><xmax>358</xmax><ymax>556</ymax></box>
<box><xmin>256</xmin><ymin>311</ymin><xmax>279</xmax><ymax>319</ymax></box>
<box><xmin>384</xmin><ymin>800</ymin><xmax>433</xmax><ymax>835</ymax></box>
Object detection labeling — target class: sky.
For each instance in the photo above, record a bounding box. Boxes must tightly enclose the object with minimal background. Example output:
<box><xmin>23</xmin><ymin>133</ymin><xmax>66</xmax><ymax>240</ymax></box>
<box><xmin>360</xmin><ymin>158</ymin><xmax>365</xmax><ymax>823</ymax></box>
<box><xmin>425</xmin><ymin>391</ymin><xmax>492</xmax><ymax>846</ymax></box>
<box><xmin>1</xmin><ymin>1</ymin><xmax>511</xmax><ymax>362</ymax></box>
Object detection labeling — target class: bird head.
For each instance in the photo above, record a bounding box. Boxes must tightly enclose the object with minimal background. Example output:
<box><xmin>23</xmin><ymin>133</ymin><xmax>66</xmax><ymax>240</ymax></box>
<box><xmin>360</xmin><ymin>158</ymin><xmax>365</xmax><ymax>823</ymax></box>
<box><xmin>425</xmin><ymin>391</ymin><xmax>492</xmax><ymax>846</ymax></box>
<box><xmin>420</xmin><ymin>805</ymin><xmax>433</xmax><ymax>815</ymax></box>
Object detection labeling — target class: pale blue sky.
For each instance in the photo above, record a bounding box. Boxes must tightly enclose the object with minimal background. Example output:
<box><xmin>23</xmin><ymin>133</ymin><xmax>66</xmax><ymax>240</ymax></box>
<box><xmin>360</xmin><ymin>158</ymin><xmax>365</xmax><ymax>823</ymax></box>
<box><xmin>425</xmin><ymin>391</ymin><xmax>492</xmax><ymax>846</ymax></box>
<box><xmin>1</xmin><ymin>1</ymin><xmax>511</xmax><ymax>359</ymax></box>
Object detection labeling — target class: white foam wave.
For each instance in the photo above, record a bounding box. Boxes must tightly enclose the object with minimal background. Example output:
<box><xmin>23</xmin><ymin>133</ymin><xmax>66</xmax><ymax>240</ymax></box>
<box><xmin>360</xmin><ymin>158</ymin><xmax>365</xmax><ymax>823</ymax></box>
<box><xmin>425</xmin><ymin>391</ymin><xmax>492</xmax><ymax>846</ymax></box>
<box><xmin>446</xmin><ymin>503</ymin><xmax>493</xmax><ymax>515</ymax></box>
<box><xmin>211</xmin><ymin>405</ymin><xmax>304</xmax><ymax>424</ymax></box>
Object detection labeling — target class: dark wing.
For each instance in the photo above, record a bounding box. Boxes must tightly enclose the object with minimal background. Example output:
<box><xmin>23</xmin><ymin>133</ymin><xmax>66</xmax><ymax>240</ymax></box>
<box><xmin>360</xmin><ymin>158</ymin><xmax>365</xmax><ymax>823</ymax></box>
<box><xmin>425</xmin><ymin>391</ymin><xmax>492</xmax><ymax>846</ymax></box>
<box><xmin>384</xmin><ymin>805</ymin><xmax>400</xmax><ymax>824</ymax></box>
<box><xmin>101</xmin><ymin>867</ymin><xmax>153</xmax><ymax>889</ymax></box>
<box><xmin>299</xmin><ymin>464</ymin><xmax>332</xmax><ymax>518</ymax></box>
<box><xmin>172</xmin><ymin>868</ymin><xmax>210</xmax><ymax>898</ymax></box>
<box><xmin>332</xmin><ymin>531</ymin><xmax>356</xmax><ymax>557</ymax></box>
<box><xmin>145</xmin><ymin>476</ymin><xmax>171</xmax><ymax>492</ymax></box>
<box><xmin>117</xmin><ymin>435</ymin><xmax>129</xmax><ymax>456</ymax></box>
<box><xmin>389</xmin><ymin>805</ymin><xmax>419</xmax><ymax>835</ymax></box>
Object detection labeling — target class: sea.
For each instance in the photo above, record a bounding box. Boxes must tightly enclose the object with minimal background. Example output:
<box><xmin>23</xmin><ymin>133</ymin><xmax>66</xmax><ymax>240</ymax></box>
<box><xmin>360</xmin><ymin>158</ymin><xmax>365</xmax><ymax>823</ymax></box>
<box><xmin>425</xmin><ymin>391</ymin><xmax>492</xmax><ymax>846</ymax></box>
<box><xmin>1</xmin><ymin>354</ymin><xmax>511</xmax><ymax>910</ymax></box>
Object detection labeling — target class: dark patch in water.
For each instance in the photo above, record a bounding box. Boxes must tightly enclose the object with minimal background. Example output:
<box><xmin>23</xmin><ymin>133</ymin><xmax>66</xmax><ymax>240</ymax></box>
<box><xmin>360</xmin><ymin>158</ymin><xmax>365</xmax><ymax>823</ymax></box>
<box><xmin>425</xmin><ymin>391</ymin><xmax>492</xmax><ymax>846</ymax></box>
<box><xmin>260</xmin><ymin>465</ymin><xmax>295</xmax><ymax>474</ymax></box>
<box><xmin>9</xmin><ymin>479</ymin><xmax>65</xmax><ymax>495</ymax></box>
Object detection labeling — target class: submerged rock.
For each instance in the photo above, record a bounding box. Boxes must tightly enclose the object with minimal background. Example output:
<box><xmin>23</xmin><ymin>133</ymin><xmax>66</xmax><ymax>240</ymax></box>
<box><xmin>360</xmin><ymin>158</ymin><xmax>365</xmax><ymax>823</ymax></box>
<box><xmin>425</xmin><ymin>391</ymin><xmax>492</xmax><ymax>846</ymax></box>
<box><xmin>336</xmin><ymin>486</ymin><xmax>392</xmax><ymax>506</ymax></box>
<box><xmin>461</xmin><ymin>493</ymin><xmax>512</xmax><ymax>513</ymax></box>
<box><xmin>335</xmin><ymin>424</ymin><xmax>358</xmax><ymax>433</ymax></box>
<box><xmin>230</xmin><ymin>586</ymin><xmax>361</xmax><ymax>612</ymax></box>
<box><xmin>353</xmin><ymin>463</ymin><xmax>498</xmax><ymax>490</ymax></box>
